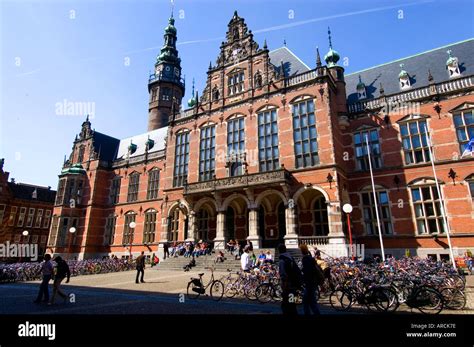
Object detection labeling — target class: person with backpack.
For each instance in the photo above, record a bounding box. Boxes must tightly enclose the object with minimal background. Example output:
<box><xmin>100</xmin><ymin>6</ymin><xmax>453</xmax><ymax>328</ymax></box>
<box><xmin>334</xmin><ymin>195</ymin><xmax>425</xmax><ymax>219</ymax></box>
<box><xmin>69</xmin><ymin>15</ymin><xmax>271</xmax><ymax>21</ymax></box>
<box><xmin>49</xmin><ymin>256</ymin><xmax>70</xmax><ymax>305</ymax></box>
<box><xmin>300</xmin><ymin>244</ymin><xmax>322</xmax><ymax>315</ymax></box>
<box><xmin>278</xmin><ymin>244</ymin><xmax>302</xmax><ymax>315</ymax></box>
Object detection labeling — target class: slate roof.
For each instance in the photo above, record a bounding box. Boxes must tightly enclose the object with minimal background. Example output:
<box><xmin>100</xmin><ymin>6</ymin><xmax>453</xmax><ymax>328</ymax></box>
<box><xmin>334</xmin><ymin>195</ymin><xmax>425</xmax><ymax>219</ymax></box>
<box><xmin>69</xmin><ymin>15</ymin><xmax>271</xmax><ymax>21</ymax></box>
<box><xmin>269</xmin><ymin>47</ymin><xmax>311</xmax><ymax>77</ymax></box>
<box><xmin>345</xmin><ymin>39</ymin><xmax>474</xmax><ymax>105</ymax></box>
<box><xmin>92</xmin><ymin>131</ymin><xmax>120</xmax><ymax>162</ymax></box>
<box><xmin>115</xmin><ymin>126</ymin><xmax>168</xmax><ymax>160</ymax></box>
<box><xmin>8</xmin><ymin>183</ymin><xmax>56</xmax><ymax>203</ymax></box>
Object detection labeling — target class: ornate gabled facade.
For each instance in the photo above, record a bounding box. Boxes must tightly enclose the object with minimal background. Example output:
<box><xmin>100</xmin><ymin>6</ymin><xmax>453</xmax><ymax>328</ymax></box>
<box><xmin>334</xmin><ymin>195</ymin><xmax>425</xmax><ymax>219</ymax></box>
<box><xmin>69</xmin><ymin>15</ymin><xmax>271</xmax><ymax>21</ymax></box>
<box><xmin>48</xmin><ymin>12</ymin><xmax>474</xmax><ymax>261</ymax></box>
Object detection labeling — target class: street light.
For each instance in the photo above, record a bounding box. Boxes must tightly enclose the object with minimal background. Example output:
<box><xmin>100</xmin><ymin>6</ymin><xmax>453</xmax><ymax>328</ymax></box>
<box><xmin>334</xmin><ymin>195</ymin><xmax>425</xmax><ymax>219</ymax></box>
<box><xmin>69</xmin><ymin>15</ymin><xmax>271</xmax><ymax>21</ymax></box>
<box><xmin>68</xmin><ymin>227</ymin><xmax>76</xmax><ymax>260</ymax></box>
<box><xmin>342</xmin><ymin>204</ymin><xmax>354</xmax><ymax>260</ymax></box>
<box><xmin>128</xmin><ymin>221</ymin><xmax>136</xmax><ymax>258</ymax></box>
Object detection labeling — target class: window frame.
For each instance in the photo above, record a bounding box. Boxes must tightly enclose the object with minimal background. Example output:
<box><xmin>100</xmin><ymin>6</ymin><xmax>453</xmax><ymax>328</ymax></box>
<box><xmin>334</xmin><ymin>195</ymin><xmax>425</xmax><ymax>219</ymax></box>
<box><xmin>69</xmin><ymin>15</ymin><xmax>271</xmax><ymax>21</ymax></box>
<box><xmin>146</xmin><ymin>169</ymin><xmax>160</xmax><ymax>200</ymax></box>
<box><xmin>0</xmin><ymin>204</ymin><xmax>5</xmax><ymax>225</ymax></box>
<box><xmin>257</xmin><ymin>108</ymin><xmax>280</xmax><ymax>172</ymax></box>
<box><xmin>399</xmin><ymin>118</ymin><xmax>431</xmax><ymax>165</ymax></box>
<box><xmin>410</xmin><ymin>184</ymin><xmax>447</xmax><ymax>235</ymax></box>
<box><xmin>43</xmin><ymin>210</ymin><xmax>52</xmax><ymax>228</ymax></box>
<box><xmin>453</xmin><ymin>109</ymin><xmax>474</xmax><ymax>154</ymax></box>
<box><xmin>123</xmin><ymin>212</ymin><xmax>136</xmax><ymax>245</ymax></box>
<box><xmin>17</xmin><ymin>207</ymin><xmax>27</xmax><ymax>227</ymax></box>
<box><xmin>35</xmin><ymin>209</ymin><xmax>43</xmax><ymax>228</ymax></box>
<box><xmin>173</xmin><ymin>131</ymin><xmax>190</xmax><ymax>187</ymax></box>
<box><xmin>360</xmin><ymin>189</ymin><xmax>393</xmax><ymax>235</ymax></box>
<box><xmin>227</xmin><ymin>117</ymin><xmax>246</xmax><ymax>176</ymax></box>
<box><xmin>110</xmin><ymin>176</ymin><xmax>121</xmax><ymax>204</ymax></box>
<box><xmin>8</xmin><ymin>206</ymin><xmax>17</xmax><ymax>226</ymax></box>
<box><xmin>228</xmin><ymin>72</ymin><xmax>245</xmax><ymax>96</ymax></box>
<box><xmin>353</xmin><ymin>128</ymin><xmax>382</xmax><ymax>171</ymax></box>
<box><xmin>143</xmin><ymin>209</ymin><xmax>157</xmax><ymax>243</ymax></box>
<box><xmin>127</xmin><ymin>173</ymin><xmax>140</xmax><ymax>202</ymax></box>
<box><xmin>199</xmin><ymin>125</ymin><xmax>216</xmax><ymax>181</ymax></box>
<box><xmin>292</xmin><ymin>99</ymin><xmax>319</xmax><ymax>168</ymax></box>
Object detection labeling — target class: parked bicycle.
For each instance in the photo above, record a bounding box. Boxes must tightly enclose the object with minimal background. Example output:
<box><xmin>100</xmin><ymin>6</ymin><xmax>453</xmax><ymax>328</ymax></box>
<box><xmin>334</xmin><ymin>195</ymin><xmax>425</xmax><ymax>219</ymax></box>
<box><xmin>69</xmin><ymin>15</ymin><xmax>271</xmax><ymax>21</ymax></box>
<box><xmin>186</xmin><ymin>266</ymin><xmax>225</xmax><ymax>301</ymax></box>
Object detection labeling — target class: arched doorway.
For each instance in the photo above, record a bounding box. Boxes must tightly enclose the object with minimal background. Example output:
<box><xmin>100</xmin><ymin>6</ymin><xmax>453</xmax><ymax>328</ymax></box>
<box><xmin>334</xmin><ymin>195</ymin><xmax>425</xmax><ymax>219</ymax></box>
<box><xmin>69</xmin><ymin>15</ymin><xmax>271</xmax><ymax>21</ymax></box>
<box><xmin>296</xmin><ymin>189</ymin><xmax>329</xmax><ymax>237</ymax></box>
<box><xmin>226</xmin><ymin>207</ymin><xmax>235</xmax><ymax>242</ymax></box>
<box><xmin>257</xmin><ymin>192</ymin><xmax>287</xmax><ymax>248</ymax></box>
<box><xmin>167</xmin><ymin>205</ymin><xmax>188</xmax><ymax>242</ymax></box>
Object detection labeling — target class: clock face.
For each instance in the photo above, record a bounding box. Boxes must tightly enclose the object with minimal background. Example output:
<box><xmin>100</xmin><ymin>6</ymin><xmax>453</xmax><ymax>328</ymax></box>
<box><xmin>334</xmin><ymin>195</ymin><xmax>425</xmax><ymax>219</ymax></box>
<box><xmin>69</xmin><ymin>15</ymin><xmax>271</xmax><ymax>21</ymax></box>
<box><xmin>165</xmin><ymin>66</ymin><xmax>171</xmax><ymax>72</ymax></box>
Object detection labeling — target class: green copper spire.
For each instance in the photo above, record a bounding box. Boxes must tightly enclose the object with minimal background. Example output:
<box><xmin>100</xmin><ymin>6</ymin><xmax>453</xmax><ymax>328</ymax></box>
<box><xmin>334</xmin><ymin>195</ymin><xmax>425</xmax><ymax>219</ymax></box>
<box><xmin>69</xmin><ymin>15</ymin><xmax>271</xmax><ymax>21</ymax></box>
<box><xmin>324</xmin><ymin>27</ymin><xmax>340</xmax><ymax>67</ymax></box>
<box><xmin>157</xmin><ymin>14</ymin><xmax>181</xmax><ymax>66</ymax></box>
<box><xmin>187</xmin><ymin>78</ymin><xmax>197</xmax><ymax>107</ymax></box>
<box><xmin>399</xmin><ymin>63</ymin><xmax>408</xmax><ymax>78</ymax></box>
<box><xmin>446</xmin><ymin>49</ymin><xmax>457</xmax><ymax>66</ymax></box>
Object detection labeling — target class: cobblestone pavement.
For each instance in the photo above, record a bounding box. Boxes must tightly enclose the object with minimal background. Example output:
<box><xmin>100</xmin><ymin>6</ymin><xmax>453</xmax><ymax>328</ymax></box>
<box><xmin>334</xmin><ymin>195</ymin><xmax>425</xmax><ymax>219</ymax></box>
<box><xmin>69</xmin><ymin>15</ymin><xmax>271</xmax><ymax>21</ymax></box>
<box><xmin>0</xmin><ymin>267</ymin><xmax>472</xmax><ymax>315</ymax></box>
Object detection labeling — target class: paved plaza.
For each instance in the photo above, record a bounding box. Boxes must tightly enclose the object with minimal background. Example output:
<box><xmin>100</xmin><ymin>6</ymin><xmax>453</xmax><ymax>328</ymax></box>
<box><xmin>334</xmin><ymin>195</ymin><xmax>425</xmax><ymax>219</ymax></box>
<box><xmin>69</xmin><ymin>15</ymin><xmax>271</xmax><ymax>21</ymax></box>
<box><xmin>1</xmin><ymin>267</ymin><xmax>473</xmax><ymax>315</ymax></box>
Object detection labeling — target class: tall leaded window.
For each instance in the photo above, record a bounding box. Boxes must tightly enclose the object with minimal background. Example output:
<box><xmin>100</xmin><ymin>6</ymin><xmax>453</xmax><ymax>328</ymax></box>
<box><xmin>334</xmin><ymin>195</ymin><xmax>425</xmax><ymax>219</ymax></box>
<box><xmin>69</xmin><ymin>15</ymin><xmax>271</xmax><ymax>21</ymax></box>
<box><xmin>227</xmin><ymin>117</ymin><xmax>245</xmax><ymax>176</ymax></box>
<box><xmin>123</xmin><ymin>212</ymin><xmax>136</xmax><ymax>245</ymax></box>
<box><xmin>361</xmin><ymin>190</ymin><xmax>393</xmax><ymax>235</ymax></box>
<box><xmin>104</xmin><ymin>214</ymin><xmax>116</xmax><ymax>245</ymax></box>
<box><xmin>313</xmin><ymin>196</ymin><xmax>328</xmax><ymax>236</ymax></box>
<box><xmin>469</xmin><ymin>181</ymin><xmax>474</xmax><ymax>200</ymax></box>
<box><xmin>147</xmin><ymin>169</ymin><xmax>160</xmax><ymax>200</ymax></box>
<box><xmin>354</xmin><ymin>128</ymin><xmax>382</xmax><ymax>170</ymax></box>
<box><xmin>400</xmin><ymin>119</ymin><xmax>430</xmax><ymax>164</ymax></box>
<box><xmin>110</xmin><ymin>177</ymin><xmax>121</xmax><ymax>204</ymax></box>
<box><xmin>127</xmin><ymin>173</ymin><xmax>140</xmax><ymax>202</ymax></box>
<box><xmin>143</xmin><ymin>209</ymin><xmax>157</xmax><ymax>243</ymax></box>
<box><xmin>411</xmin><ymin>185</ymin><xmax>447</xmax><ymax>234</ymax></box>
<box><xmin>293</xmin><ymin>99</ymin><xmax>319</xmax><ymax>168</ymax></box>
<box><xmin>8</xmin><ymin>206</ymin><xmax>17</xmax><ymax>226</ymax></box>
<box><xmin>168</xmin><ymin>209</ymin><xmax>180</xmax><ymax>241</ymax></box>
<box><xmin>77</xmin><ymin>146</ymin><xmax>85</xmax><ymax>163</ymax></box>
<box><xmin>228</xmin><ymin>72</ymin><xmax>244</xmax><ymax>95</ymax></box>
<box><xmin>173</xmin><ymin>131</ymin><xmax>190</xmax><ymax>187</ymax></box>
<box><xmin>453</xmin><ymin>110</ymin><xmax>474</xmax><ymax>153</ymax></box>
<box><xmin>258</xmin><ymin>108</ymin><xmax>279</xmax><ymax>172</ymax></box>
<box><xmin>199</xmin><ymin>125</ymin><xmax>216</xmax><ymax>181</ymax></box>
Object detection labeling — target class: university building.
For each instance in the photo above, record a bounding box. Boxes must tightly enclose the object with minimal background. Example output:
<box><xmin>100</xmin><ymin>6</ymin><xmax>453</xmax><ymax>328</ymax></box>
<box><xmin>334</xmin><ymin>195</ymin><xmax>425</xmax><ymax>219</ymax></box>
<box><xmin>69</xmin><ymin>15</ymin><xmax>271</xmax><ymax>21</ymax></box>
<box><xmin>47</xmin><ymin>12</ymin><xmax>474</xmax><ymax>260</ymax></box>
<box><xmin>0</xmin><ymin>159</ymin><xmax>56</xmax><ymax>258</ymax></box>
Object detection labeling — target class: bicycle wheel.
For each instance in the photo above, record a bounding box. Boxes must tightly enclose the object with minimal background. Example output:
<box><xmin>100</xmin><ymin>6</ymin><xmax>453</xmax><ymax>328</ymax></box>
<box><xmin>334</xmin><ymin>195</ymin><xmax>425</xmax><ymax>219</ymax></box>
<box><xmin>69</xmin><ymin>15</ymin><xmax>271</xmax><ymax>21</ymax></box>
<box><xmin>225</xmin><ymin>279</ymin><xmax>239</xmax><ymax>298</ymax></box>
<box><xmin>415</xmin><ymin>287</ymin><xmax>444</xmax><ymax>314</ymax></box>
<box><xmin>256</xmin><ymin>283</ymin><xmax>273</xmax><ymax>304</ymax></box>
<box><xmin>186</xmin><ymin>281</ymin><xmax>201</xmax><ymax>299</ymax></box>
<box><xmin>365</xmin><ymin>287</ymin><xmax>392</xmax><ymax>313</ymax></box>
<box><xmin>329</xmin><ymin>289</ymin><xmax>352</xmax><ymax>311</ymax></box>
<box><xmin>244</xmin><ymin>282</ymin><xmax>259</xmax><ymax>301</ymax></box>
<box><xmin>210</xmin><ymin>280</ymin><xmax>225</xmax><ymax>301</ymax></box>
<box><xmin>440</xmin><ymin>287</ymin><xmax>466</xmax><ymax>310</ymax></box>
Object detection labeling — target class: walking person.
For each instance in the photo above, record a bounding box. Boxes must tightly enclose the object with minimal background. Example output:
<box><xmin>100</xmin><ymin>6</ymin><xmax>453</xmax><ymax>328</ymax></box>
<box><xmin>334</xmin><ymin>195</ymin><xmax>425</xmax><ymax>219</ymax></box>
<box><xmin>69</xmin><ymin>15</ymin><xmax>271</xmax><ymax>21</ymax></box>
<box><xmin>135</xmin><ymin>251</ymin><xmax>146</xmax><ymax>284</ymax></box>
<box><xmin>278</xmin><ymin>244</ymin><xmax>302</xmax><ymax>315</ymax></box>
<box><xmin>34</xmin><ymin>254</ymin><xmax>54</xmax><ymax>304</ymax></box>
<box><xmin>300</xmin><ymin>244</ymin><xmax>323</xmax><ymax>315</ymax></box>
<box><xmin>163</xmin><ymin>243</ymin><xmax>169</xmax><ymax>260</ymax></box>
<box><xmin>49</xmin><ymin>256</ymin><xmax>71</xmax><ymax>305</ymax></box>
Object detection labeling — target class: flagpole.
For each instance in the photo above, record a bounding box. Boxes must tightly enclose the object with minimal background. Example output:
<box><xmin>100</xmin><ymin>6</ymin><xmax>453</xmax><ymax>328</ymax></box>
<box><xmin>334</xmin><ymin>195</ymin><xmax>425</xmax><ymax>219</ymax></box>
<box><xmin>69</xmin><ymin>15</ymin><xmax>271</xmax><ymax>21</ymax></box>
<box><xmin>426</xmin><ymin>134</ymin><xmax>456</xmax><ymax>270</ymax></box>
<box><xmin>365</xmin><ymin>134</ymin><xmax>385</xmax><ymax>261</ymax></box>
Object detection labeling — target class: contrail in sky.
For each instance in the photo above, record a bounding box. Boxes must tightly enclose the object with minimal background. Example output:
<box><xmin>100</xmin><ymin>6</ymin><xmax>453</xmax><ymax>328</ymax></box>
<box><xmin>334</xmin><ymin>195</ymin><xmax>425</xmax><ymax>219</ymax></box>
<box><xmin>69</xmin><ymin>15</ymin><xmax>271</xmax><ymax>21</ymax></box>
<box><xmin>15</xmin><ymin>0</ymin><xmax>434</xmax><ymax>77</ymax></box>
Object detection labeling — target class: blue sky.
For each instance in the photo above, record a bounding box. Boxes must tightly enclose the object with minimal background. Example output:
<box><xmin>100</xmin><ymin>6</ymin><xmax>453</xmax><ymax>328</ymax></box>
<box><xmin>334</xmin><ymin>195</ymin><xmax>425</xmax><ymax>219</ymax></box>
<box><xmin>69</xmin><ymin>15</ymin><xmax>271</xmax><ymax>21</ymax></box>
<box><xmin>1</xmin><ymin>0</ymin><xmax>473</xmax><ymax>188</ymax></box>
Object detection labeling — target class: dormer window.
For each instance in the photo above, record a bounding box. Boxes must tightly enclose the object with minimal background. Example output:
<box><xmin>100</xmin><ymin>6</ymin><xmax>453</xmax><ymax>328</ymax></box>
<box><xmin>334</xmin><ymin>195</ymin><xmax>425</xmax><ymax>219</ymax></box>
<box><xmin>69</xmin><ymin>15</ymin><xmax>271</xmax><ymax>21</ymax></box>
<box><xmin>128</xmin><ymin>142</ymin><xmax>137</xmax><ymax>155</ymax></box>
<box><xmin>212</xmin><ymin>86</ymin><xmax>220</xmax><ymax>101</ymax></box>
<box><xmin>446</xmin><ymin>49</ymin><xmax>461</xmax><ymax>79</ymax></box>
<box><xmin>228</xmin><ymin>72</ymin><xmax>244</xmax><ymax>96</ymax></box>
<box><xmin>356</xmin><ymin>75</ymin><xmax>366</xmax><ymax>100</ymax></box>
<box><xmin>398</xmin><ymin>64</ymin><xmax>411</xmax><ymax>90</ymax></box>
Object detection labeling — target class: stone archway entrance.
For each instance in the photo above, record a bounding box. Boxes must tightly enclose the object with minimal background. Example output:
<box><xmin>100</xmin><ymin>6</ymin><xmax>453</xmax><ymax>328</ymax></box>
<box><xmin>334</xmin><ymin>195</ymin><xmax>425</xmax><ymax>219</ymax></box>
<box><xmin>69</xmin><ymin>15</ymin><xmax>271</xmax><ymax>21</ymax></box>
<box><xmin>296</xmin><ymin>188</ymin><xmax>329</xmax><ymax>237</ymax></box>
<box><xmin>256</xmin><ymin>191</ymin><xmax>287</xmax><ymax>248</ymax></box>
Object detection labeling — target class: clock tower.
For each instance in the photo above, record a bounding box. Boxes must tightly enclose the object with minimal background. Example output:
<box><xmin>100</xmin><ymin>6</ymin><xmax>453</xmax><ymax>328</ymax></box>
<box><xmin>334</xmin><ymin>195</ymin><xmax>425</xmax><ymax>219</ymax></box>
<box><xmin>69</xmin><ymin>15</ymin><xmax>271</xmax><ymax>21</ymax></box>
<box><xmin>147</xmin><ymin>14</ymin><xmax>185</xmax><ymax>131</ymax></box>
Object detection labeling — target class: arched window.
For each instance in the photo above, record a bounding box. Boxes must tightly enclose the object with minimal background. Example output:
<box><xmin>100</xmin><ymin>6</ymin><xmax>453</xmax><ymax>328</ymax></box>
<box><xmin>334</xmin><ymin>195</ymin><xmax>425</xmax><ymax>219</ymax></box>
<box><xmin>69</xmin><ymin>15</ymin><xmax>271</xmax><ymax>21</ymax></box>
<box><xmin>123</xmin><ymin>212</ymin><xmax>136</xmax><ymax>245</ymax></box>
<box><xmin>292</xmin><ymin>98</ymin><xmax>319</xmax><ymax>168</ymax></box>
<box><xmin>104</xmin><ymin>214</ymin><xmax>117</xmax><ymax>245</ymax></box>
<box><xmin>360</xmin><ymin>188</ymin><xmax>393</xmax><ymax>235</ymax></box>
<box><xmin>143</xmin><ymin>209</ymin><xmax>157</xmax><ymax>243</ymax></box>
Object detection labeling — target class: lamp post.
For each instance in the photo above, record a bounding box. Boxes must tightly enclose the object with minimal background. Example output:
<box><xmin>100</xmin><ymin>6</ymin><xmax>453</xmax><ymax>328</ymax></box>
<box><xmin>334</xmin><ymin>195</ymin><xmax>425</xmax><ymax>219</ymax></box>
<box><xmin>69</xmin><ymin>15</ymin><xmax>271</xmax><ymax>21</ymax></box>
<box><xmin>342</xmin><ymin>204</ymin><xmax>354</xmax><ymax>260</ymax></box>
<box><xmin>129</xmin><ymin>221</ymin><xmax>136</xmax><ymax>259</ymax></box>
<box><xmin>68</xmin><ymin>227</ymin><xmax>76</xmax><ymax>260</ymax></box>
<box><xmin>19</xmin><ymin>230</ymin><xmax>29</xmax><ymax>263</ymax></box>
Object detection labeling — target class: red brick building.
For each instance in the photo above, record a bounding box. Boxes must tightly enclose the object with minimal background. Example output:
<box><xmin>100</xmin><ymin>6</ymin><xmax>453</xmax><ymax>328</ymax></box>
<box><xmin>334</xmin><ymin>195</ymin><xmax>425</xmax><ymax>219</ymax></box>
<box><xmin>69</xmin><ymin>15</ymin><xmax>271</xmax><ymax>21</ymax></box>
<box><xmin>48</xmin><ymin>12</ymin><xmax>474</xmax><ymax>261</ymax></box>
<box><xmin>0</xmin><ymin>159</ymin><xmax>56</xmax><ymax>258</ymax></box>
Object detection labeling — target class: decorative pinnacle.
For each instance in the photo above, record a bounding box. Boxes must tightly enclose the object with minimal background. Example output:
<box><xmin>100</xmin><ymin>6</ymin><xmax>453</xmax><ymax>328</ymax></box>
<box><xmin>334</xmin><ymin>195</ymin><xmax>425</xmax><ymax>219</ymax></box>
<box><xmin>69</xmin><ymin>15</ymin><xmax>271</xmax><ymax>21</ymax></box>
<box><xmin>428</xmin><ymin>69</ymin><xmax>434</xmax><ymax>82</ymax></box>
<box><xmin>447</xmin><ymin>49</ymin><xmax>452</xmax><ymax>57</ymax></box>
<box><xmin>263</xmin><ymin>39</ymin><xmax>267</xmax><ymax>50</ymax></box>
<box><xmin>316</xmin><ymin>46</ymin><xmax>321</xmax><ymax>67</ymax></box>
<box><xmin>191</xmin><ymin>78</ymin><xmax>195</xmax><ymax>95</ymax></box>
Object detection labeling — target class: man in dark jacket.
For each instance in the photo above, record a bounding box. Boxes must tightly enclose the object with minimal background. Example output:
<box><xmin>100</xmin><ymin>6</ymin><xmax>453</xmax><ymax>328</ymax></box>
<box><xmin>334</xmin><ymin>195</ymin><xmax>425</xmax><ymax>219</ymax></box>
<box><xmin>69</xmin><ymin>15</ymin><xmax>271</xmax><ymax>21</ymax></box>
<box><xmin>300</xmin><ymin>244</ymin><xmax>321</xmax><ymax>315</ymax></box>
<box><xmin>49</xmin><ymin>256</ymin><xmax>70</xmax><ymax>305</ymax></box>
<box><xmin>135</xmin><ymin>251</ymin><xmax>146</xmax><ymax>284</ymax></box>
<box><xmin>278</xmin><ymin>244</ymin><xmax>300</xmax><ymax>315</ymax></box>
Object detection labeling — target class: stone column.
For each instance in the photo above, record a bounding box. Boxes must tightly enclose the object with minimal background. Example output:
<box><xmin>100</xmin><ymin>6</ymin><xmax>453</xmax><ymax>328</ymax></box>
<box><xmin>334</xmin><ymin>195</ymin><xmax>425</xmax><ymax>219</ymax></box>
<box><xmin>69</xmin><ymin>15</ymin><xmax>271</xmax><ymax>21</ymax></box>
<box><xmin>326</xmin><ymin>201</ymin><xmax>348</xmax><ymax>257</ymax></box>
<box><xmin>157</xmin><ymin>216</ymin><xmax>168</xmax><ymax>258</ymax></box>
<box><xmin>247</xmin><ymin>209</ymin><xmax>261</xmax><ymax>249</ymax></box>
<box><xmin>284</xmin><ymin>205</ymin><xmax>299</xmax><ymax>249</ymax></box>
<box><xmin>214</xmin><ymin>211</ymin><xmax>226</xmax><ymax>250</ymax></box>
